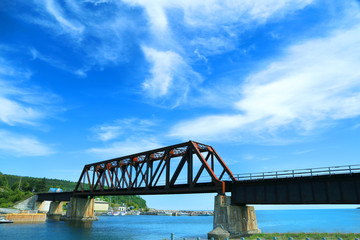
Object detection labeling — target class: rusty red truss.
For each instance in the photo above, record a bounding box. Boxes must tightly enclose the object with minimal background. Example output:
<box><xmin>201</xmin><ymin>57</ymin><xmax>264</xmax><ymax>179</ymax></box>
<box><xmin>74</xmin><ymin>141</ymin><xmax>237</xmax><ymax>196</ymax></box>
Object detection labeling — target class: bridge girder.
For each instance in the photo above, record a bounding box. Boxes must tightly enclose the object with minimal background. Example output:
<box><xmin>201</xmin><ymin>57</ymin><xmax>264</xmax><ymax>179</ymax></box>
<box><xmin>74</xmin><ymin>141</ymin><xmax>237</xmax><ymax>195</ymax></box>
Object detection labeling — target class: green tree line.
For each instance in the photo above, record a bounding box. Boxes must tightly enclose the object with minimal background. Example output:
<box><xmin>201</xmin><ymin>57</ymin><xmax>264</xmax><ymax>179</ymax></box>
<box><xmin>0</xmin><ymin>172</ymin><xmax>33</xmax><ymax>208</ymax></box>
<box><xmin>0</xmin><ymin>172</ymin><xmax>148</xmax><ymax>209</ymax></box>
<box><xmin>99</xmin><ymin>195</ymin><xmax>147</xmax><ymax>210</ymax></box>
<box><xmin>5</xmin><ymin>174</ymin><xmax>76</xmax><ymax>192</ymax></box>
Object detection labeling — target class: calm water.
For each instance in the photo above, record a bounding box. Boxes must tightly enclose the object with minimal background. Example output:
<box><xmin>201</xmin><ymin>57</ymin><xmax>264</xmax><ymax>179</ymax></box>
<box><xmin>1</xmin><ymin>209</ymin><xmax>359</xmax><ymax>239</ymax></box>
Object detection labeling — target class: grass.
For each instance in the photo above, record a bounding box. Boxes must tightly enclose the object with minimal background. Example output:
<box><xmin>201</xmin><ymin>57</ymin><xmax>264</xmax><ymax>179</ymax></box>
<box><xmin>239</xmin><ymin>233</ymin><xmax>360</xmax><ymax>240</ymax></box>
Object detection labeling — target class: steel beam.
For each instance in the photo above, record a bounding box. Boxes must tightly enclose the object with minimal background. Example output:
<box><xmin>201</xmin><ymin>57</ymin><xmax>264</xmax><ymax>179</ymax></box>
<box><xmin>74</xmin><ymin>141</ymin><xmax>236</xmax><ymax>195</ymax></box>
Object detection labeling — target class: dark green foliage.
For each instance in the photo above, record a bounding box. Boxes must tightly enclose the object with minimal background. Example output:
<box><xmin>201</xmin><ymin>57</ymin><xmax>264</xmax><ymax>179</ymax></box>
<box><xmin>1</xmin><ymin>172</ymin><xmax>148</xmax><ymax>209</ymax></box>
<box><xmin>5</xmin><ymin>174</ymin><xmax>76</xmax><ymax>192</ymax></box>
<box><xmin>0</xmin><ymin>172</ymin><xmax>8</xmax><ymax>188</ymax></box>
<box><xmin>8</xmin><ymin>178</ymin><xmax>47</xmax><ymax>192</ymax></box>
<box><xmin>99</xmin><ymin>195</ymin><xmax>147</xmax><ymax>209</ymax></box>
<box><xmin>0</xmin><ymin>188</ymin><xmax>33</xmax><ymax>208</ymax></box>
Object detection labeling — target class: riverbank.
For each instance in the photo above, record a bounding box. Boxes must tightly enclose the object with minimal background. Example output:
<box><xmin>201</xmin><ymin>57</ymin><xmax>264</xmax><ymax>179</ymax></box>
<box><xmin>167</xmin><ymin>232</ymin><xmax>360</xmax><ymax>240</ymax></box>
<box><xmin>143</xmin><ymin>208</ymin><xmax>213</xmax><ymax>216</ymax></box>
<box><xmin>5</xmin><ymin>213</ymin><xmax>46</xmax><ymax>223</ymax></box>
<box><xmin>231</xmin><ymin>233</ymin><xmax>360</xmax><ymax>240</ymax></box>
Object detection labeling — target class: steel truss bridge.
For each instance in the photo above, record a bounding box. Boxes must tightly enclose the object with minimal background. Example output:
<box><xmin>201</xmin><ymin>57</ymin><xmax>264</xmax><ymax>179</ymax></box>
<box><xmin>38</xmin><ymin>141</ymin><xmax>360</xmax><ymax>205</ymax></box>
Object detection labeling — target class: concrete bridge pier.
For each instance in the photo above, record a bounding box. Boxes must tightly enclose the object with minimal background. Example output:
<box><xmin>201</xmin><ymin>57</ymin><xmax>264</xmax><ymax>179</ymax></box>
<box><xmin>47</xmin><ymin>201</ymin><xmax>65</xmax><ymax>219</ymax></box>
<box><xmin>36</xmin><ymin>200</ymin><xmax>51</xmax><ymax>213</ymax></box>
<box><xmin>208</xmin><ymin>195</ymin><xmax>261</xmax><ymax>239</ymax></box>
<box><xmin>60</xmin><ymin>196</ymin><xmax>98</xmax><ymax>221</ymax></box>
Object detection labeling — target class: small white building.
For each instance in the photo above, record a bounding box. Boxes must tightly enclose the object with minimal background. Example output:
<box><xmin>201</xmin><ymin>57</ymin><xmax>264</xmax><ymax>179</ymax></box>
<box><xmin>94</xmin><ymin>200</ymin><xmax>109</xmax><ymax>212</ymax></box>
<box><xmin>118</xmin><ymin>206</ymin><xmax>126</xmax><ymax>212</ymax></box>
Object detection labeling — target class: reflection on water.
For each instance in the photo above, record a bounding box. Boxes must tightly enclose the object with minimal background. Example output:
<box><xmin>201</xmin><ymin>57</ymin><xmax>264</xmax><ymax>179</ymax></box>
<box><xmin>65</xmin><ymin>221</ymin><xmax>93</xmax><ymax>229</ymax></box>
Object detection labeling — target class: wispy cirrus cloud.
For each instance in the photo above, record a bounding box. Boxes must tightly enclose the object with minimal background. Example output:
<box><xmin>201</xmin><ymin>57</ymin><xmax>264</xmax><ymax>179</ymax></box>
<box><xmin>169</xmin><ymin>23</ymin><xmax>360</xmax><ymax>143</ymax></box>
<box><xmin>0</xmin><ymin>130</ymin><xmax>54</xmax><ymax>156</ymax></box>
<box><xmin>44</xmin><ymin>0</ymin><xmax>85</xmax><ymax>34</ymax></box>
<box><xmin>122</xmin><ymin>0</ymin><xmax>314</xmax><ymax>106</ymax></box>
<box><xmin>124</xmin><ymin>0</ymin><xmax>314</xmax><ymax>55</ymax></box>
<box><xmin>23</xmin><ymin>0</ymin><xmax>140</xmax><ymax>71</ymax></box>
<box><xmin>30</xmin><ymin>48</ymin><xmax>90</xmax><ymax>77</ymax></box>
<box><xmin>0</xmin><ymin>48</ymin><xmax>60</xmax><ymax>156</ymax></box>
<box><xmin>18</xmin><ymin>0</ymin><xmax>315</xmax><ymax>107</ymax></box>
<box><xmin>89</xmin><ymin>118</ymin><xmax>162</xmax><ymax>159</ymax></box>
<box><xmin>0</xmin><ymin>96</ymin><xmax>44</xmax><ymax>126</ymax></box>
<box><xmin>0</xmin><ymin>52</ymin><xmax>61</xmax><ymax>127</ymax></box>
<box><xmin>91</xmin><ymin>118</ymin><xmax>156</xmax><ymax>142</ymax></box>
<box><xmin>87</xmin><ymin>138</ymin><xmax>162</xmax><ymax>159</ymax></box>
<box><xmin>142</xmin><ymin>46</ymin><xmax>201</xmax><ymax>107</ymax></box>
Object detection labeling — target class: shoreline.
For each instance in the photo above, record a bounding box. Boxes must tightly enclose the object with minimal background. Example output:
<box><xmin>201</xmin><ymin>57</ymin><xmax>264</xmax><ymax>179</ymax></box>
<box><xmin>231</xmin><ymin>233</ymin><xmax>360</xmax><ymax>240</ymax></box>
<box><xmin>143</xmin><ymin>208</ymin><xmax>213</xmax><ymax>216</ymax></box>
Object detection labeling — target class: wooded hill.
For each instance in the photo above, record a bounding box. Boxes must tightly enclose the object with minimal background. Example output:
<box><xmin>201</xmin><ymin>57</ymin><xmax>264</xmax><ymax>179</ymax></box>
<box><xmin>4</xmin><ymin>174</ymin><xmax>76</xmax><ymax>192</ymax></box>
<box><xmin>0</xmin><ymin>172</ymin><xmax>147</xmax><ymax>209</ymax></box>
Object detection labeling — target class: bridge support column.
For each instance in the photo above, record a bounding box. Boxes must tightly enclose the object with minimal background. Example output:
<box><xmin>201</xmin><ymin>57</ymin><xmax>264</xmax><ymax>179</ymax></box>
<box><xmin>60</xmin><ymin>197</ymin><xmax>98</xmax><ymax>221</ymax></box>
<box><xmin>36</xmin><ymin>200</ymin><xmax>51</xmax><ymax>213</ymax></box>
<box><xmin>47</xmin><ymin>201</ymin><xmax>64</xmax><ymax>219</ymax></box>
<box><xmin>208</xmin><ymin>195</ymin><xmax>261</xmax><ymax>239</ymax></box>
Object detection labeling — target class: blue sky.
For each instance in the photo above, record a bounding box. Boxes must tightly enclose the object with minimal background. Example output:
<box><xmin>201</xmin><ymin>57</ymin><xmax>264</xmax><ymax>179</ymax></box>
<box><xmin>1</xmin><ymin>0</ymin><xmax>360</xmax><ymax>210</ymax></box>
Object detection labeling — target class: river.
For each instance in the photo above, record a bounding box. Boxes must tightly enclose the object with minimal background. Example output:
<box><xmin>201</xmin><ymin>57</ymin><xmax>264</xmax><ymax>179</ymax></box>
<box><xmin>1</xmin><ymin>209</ymin><xmax>359</xmax><ymax>239</ymax></box>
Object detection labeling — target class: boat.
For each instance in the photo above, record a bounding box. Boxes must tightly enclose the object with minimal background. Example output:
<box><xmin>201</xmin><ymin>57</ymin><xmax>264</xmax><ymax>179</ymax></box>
<box><xmin>113</xmin><ymin>211</ymin><xmax>120</xmax><ymax>216</ymax></box>
<box><xmin>120</xmin><ymin>211</ymin><xmax>126</xmax><ymax>216</ymax></box>
<box><xmin>0</xmin><ymin>219</ymin><xmax>13</xmax><ymax>224</ymax></box>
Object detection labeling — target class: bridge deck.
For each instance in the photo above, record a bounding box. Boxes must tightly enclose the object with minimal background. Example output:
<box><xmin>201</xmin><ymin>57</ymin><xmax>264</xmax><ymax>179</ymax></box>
<box><xmin>231</xmin><ymin>172</ymin><xmax>360</xmax><ymax>205</ymax></box>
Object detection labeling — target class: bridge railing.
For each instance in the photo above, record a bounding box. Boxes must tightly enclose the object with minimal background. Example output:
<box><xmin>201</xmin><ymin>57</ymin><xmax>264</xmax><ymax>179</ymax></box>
<box><xmin>229</xmin><ymin>164</ymin><xmax>360</xmax><ymax>181</ymax></box>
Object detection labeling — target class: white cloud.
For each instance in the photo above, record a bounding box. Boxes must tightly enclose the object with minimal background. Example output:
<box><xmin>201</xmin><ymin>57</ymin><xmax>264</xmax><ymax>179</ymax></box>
<box><xmin>92</xmin><ymin>118</ymin><xmax>155</xmax><ymax>142</ymax></box>
<box><xmin>123</xmin><ymin>0</ymin><xmax>313</xmax><ymax>31</ymax></box>
<box><xmin>94</xmin><ymin>126</ymin><xmax>123</xmax><ymax>142</ymax></box>
<box><xmin>0</xmin><ymin>48</ymin><xmax>60</xmax><ymax>156</ymax></box>
<box><xmin>0</xmin><ymin>97</ymin><xmax>43</xmax><ymax>126</ymax></box>
<box><xmin>124</xmin><ymin>0</ymin><xmax>313</xmax><ymax>54</ymax></box>
<box><xmin>121</xmin><ymin>0</ymin><xmax>314</xmax><ymax>105</ymax></box>
<box><xmin>121</xmin><ymin>0</ymin><xmax>169</xmax><ymax>34</ymax></box>
<box><xmin>142</xmin><ymin>46</ymin><xmax>184</xmax><ymax>97</ymax></box>
<box><xmin>25</xmin><ymin>0</ymin><xmax>136</xmax><ymax>67</ymax></box>
<box><xmin>0</xmin><ymin>53</ymin><xmax>61</xmax><ymax>127</ymax></box>
<box><xmin>30</xmin><ymin>48</ymin><xmax>87</xmax><ymax>77</ymax></box>
<box><xmin>89</xmin><ymin>118</ymin><xmax>162</xmax><ymax>158</ymax></box>
<box><xmin>87</xmin><ymin>138</ymin><xmax>162</xmax><ymax>159</ymax></box>
<box><xmin>20</xmin><ymin>0</ymin><xmax>315</xmax><ymax>107</ymax></box>
<box><xmin>169</xmin><ymin>24</ymin><xmax>360</xmax><ymax>142</ymax></box>
<box><xmin>0</xmin><ymin>130</ymin><xmax>54</xmax><ymax>156</ymax></box>
<box><xmin>141</xmin><ymin>46</ymin><xmax>201</xmax><ymax>107</ymax></box>
<box><xmin>179</xmin><ymin>0</ymin><xmax>313</xmax><ymax>27</ymax></box>
<box><xmin>44</xmin><ymin>0</ymin><xmax>84</xmax><ymax>34</ymax></box>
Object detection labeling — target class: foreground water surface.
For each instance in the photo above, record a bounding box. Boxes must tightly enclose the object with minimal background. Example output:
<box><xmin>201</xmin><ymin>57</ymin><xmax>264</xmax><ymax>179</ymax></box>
<box><xmin>1</xmin><ymin>209</ymin><xmax>359</xmax><ymax>239</ymax></box>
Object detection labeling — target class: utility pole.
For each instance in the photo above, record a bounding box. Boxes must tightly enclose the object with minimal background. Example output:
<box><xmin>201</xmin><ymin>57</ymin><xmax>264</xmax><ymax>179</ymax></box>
<box><xmin>18</xmin><ymin>177</ymin><xmax>22</xmax><ymax>191</ymax></box>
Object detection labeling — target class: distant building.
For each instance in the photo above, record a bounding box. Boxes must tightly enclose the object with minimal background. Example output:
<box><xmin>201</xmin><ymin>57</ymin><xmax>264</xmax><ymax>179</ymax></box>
<box><xmin>94</xmin><ymin>200</ymin><xmax>109</xmax><ymax>212</ymax></box>
<box><xmin>48</xmin><ymin>188</ymin><xmax>63</xmax><ymax>193</ymax></box>
<box><xmin>118</xmin><ymin>206</ymin><xmax>126</xmax><ymax>212</ymax></box>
